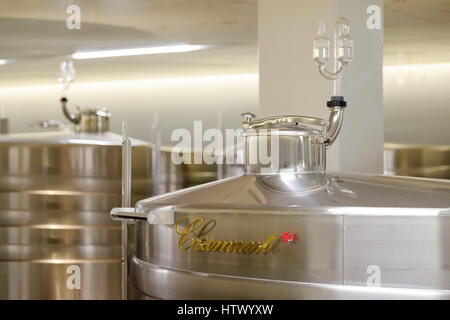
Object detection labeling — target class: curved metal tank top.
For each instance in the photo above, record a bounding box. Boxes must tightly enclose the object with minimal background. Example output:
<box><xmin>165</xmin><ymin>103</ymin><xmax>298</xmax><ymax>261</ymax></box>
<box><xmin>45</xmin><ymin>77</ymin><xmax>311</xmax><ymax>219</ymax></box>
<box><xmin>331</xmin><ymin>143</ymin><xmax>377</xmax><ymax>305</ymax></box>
<box><xmin>113</xmin><ymin>113</ymin><xmax>450</xmax><ymax>300</ymax></box>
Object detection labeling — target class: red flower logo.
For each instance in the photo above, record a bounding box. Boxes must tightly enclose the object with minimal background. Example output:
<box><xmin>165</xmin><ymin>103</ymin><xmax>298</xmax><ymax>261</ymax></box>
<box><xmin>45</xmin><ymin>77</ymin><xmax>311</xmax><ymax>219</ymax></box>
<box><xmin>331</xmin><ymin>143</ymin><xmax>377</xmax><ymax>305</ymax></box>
<box><xmin>281</xmin><ymin>232</ymin><xmax>292</xmax><ymax>243</ymax></box>
<box><xmin>281</xmin><ymin>231</ymin><xmax>300</xmax><ymax>244</ymax></box>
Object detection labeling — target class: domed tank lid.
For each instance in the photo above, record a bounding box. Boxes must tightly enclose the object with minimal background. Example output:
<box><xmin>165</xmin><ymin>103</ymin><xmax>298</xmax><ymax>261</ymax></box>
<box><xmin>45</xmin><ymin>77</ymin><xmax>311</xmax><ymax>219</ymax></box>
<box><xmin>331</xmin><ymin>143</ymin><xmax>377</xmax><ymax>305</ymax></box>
<box><xmin>110</xmin><ymin>173</ymin><xmax>450</xmax><ymax>223</ymax></box>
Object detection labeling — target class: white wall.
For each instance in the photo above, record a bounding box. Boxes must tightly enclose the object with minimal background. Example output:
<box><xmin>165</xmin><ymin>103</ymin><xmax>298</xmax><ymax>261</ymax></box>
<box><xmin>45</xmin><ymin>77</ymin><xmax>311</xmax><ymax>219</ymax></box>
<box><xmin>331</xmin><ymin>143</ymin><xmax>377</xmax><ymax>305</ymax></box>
<box><xmin>1</xmin><ymin>3</ymin><xmax>446</xmax><ymax>163</ymax></box>
<box><xmin>384</xmin><ymin>63</ymin><xmax>450</xmax><ymax>146</ymax></box>
<box><xmin>0</xmin><ymin>73</ymin><xmax>259</xmax><ymax>145</ymax></box>
<box><xmin>259</xmin><ymin>0</ymin><xmax>384</xmax><ymax>174</ymax></box>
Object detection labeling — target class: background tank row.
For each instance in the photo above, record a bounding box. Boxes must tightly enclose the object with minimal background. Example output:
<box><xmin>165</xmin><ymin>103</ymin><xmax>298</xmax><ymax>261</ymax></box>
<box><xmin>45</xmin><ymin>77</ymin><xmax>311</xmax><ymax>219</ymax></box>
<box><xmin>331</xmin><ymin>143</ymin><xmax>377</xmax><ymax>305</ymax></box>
<box><xmin>0</xmin><ymin>129</ymin><xmax>242</xmax><ymax>299</ymax></box>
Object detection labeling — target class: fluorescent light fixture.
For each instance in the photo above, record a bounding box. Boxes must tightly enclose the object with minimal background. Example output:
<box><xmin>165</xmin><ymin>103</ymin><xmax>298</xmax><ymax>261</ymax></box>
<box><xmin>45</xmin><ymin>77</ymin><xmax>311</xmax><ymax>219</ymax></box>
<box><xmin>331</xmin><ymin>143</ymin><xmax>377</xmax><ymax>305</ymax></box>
<box><xmin>0</xmin><ymin>59</ymin><xmax>9</xmax><ymax>66</ymax></box>
<box><xmin>72</xmin><ymin>44</ymin><xmax>210</xmax><ymax>60</ymax></box>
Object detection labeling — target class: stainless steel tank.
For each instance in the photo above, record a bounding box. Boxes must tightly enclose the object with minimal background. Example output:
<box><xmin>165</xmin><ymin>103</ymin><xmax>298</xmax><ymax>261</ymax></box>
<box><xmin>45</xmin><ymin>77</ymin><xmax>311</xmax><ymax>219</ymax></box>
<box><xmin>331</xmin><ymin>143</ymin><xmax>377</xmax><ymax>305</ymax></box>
<box><xmin>112</xmin><ymin>101</ymin><xmax>450</xmax><ymax>300</ymax></box>
<box><xmin>384</xmin><ymin>143</ymin><xmax>450</xmax><ymax>179</ymax></box>
<box><xmin>0</xmin><ymin>96</ymin><xmax>242</xmax><ymax>299</ymax></box>
<box><xmin>0</xmin><ymin>101</ymin><xmax>154</xmax><ymax>299</ymax></box>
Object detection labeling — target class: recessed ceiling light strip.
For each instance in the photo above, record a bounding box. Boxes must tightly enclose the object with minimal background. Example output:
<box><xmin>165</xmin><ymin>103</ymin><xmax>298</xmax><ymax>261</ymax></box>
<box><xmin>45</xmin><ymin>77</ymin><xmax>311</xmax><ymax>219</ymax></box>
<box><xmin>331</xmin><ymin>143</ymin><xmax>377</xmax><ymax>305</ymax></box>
<box><xmin>72</xmin><ymin>44</ymin><xmax>210</xmax><ymax>60</ymax></box>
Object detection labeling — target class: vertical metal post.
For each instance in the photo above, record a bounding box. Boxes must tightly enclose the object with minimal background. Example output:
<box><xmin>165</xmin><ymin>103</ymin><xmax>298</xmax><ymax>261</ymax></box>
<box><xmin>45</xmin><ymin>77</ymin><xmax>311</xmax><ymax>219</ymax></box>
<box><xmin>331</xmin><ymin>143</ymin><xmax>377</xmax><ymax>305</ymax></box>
<box><xmin>121</xmin><ymin>122</ymin><xmax>132</xmax><ymax>300</ymax></box>
<box><xmin>151</xmin><ymin>112</ymin><xmax>162</xmax><ymax>195</ymax></box>
<box><xmin>217</xmin><ymin>110</ymin><xmax>224</xmax><ymax>180</ymax></box>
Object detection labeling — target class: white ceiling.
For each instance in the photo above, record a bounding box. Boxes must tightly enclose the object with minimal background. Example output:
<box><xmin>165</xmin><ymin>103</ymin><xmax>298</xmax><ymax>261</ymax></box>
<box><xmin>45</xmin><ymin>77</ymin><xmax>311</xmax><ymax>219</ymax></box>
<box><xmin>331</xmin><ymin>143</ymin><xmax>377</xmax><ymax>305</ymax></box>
<box><xmin>0</xmin><ymin>0</ymin><xmax>257</xmax><ymax>85</ymax></box>
<box><xmin>0</xmin><ymin>0</ymin><xmax>449</xmax><ymax>86</ymax></box>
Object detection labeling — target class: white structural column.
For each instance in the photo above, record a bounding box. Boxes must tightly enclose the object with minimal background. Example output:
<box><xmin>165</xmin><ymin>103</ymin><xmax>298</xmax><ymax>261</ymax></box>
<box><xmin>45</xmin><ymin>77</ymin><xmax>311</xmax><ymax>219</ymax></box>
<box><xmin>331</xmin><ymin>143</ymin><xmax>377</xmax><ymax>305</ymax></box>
<box><xmin>259</xmin><ymin>0</ymin><xmax>383</xmax><ymax>173</ymax></box>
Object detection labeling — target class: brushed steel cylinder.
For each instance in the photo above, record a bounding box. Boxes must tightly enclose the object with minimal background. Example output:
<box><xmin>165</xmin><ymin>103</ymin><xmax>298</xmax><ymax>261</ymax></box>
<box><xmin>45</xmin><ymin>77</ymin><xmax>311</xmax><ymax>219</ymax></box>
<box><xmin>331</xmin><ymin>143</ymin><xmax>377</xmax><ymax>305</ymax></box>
<box><xmin>0</xmin><ymin>133</ymin><xmax>242</xmax><ymax>299</ymax></box>
<box><xmin>384</xmin><ymin>143</ymin><xmax>450</xmax><ymax>179</ymax></box>
<box><xmin>0</xmin><ymin>132</ymin><xmax>153</xmax><ymax>299</ymax></box>
<box><xmin>128</xmin><ymin>174</ymin><xmax>450</xmax><ymax>300</ymax></box>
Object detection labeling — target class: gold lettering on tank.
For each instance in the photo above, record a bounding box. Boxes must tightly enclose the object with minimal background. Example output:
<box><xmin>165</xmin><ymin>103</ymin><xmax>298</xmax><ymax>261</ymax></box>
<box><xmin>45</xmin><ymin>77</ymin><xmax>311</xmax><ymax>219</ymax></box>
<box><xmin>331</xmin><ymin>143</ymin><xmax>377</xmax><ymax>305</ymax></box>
<box><xmin>175</xmin><ymin>216</ymin><xmax>283</xmax><ymax>254</ymax></box>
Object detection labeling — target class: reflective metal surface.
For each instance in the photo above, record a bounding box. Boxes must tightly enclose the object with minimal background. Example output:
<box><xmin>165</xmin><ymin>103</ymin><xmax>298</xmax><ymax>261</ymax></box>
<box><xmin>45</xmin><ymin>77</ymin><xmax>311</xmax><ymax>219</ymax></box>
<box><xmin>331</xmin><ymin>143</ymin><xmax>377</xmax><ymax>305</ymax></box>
<box><xmin>0</xmin><ymin>130</ymin><xmax>153</xmax><ymax>299</ymax></box>
<box><xmin>115</xmin><ymin>113</ymin><xmax>450</xmax><ymax>300</ymax></box>
<box><xmin>0</xmin><ymin>127</ymin><xmax>241</xmax><ymax>299</ymax></box>
<box><xmin>132</xmin><ymin>258</ymin><xmax>450</xmax><ymax>300</ymax></box>
<box><xmin>384</xmin><ymin>143</ymin><xmax>450</xmax><ymax>179</ymax></box>
<box><xmin>127</xmin><ymin>173</ymin><xmax>450</xmax><ymax>300</ymax></box>
<box><xmin>159</xmin><ymin>146</ymin><xmax>243</xmax><ymax>190</ymax></box>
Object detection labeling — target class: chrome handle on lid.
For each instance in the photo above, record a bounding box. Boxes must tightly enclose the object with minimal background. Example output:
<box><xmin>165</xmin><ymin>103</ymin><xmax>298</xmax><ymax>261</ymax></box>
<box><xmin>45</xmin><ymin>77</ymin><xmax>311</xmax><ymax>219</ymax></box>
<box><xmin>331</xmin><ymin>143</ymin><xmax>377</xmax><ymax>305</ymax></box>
<box><xmin>242</xmin><ymin>115</ymin><xmax>327</xmax><ymax>130</ymax></box>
